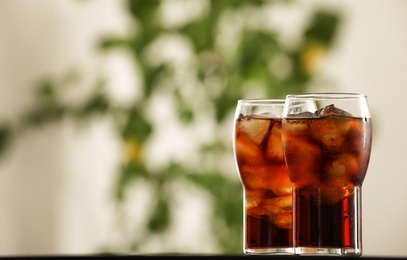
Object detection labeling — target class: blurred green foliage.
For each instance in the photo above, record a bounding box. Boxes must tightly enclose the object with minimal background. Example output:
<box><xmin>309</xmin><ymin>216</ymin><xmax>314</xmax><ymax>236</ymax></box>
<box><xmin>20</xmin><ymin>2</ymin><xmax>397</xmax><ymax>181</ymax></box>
<box><xmin>0</xmin><ymin>0</ymin><xmax>341</xmax><ymax>254</ymax></box>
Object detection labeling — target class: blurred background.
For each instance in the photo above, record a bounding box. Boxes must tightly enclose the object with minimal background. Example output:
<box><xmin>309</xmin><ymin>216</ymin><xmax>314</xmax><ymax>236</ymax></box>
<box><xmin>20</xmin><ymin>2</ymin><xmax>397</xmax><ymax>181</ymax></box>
<box><xmin>0</xmin><ymin>0</ymin><xmax>406</xmax><ymax>257</ymax></box>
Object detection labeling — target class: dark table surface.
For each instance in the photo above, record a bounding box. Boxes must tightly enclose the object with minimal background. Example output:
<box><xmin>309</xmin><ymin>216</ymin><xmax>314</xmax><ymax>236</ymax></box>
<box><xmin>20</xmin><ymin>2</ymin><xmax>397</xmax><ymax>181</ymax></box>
<box><xmin>2</xmin><ymin>254</ymin><xmax>406</xmax><ymax>259</ymax></box>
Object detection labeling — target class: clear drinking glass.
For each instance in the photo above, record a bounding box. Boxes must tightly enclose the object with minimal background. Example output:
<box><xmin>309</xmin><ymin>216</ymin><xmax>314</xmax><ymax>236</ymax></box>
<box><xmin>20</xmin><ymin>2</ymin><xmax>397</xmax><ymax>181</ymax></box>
<box><xmin>233</xmin><ymin>99</ymin><xmax>293</xmax><ymax>255</ymax></box>
<box><xmin>281</xmin><ymin>93</ymin><xmax>372</xmax><ymax>256</ymax></box>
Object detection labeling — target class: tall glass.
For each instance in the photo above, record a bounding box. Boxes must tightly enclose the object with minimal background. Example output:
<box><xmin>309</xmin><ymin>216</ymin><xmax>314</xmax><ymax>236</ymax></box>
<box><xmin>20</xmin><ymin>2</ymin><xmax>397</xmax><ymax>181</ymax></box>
<box><xmin>281</xmin><ymin>93</ymin><xmax>372</xmax><ymax>256</ymax></box>
<box><xmin>233</xmin><ymin>99</ymin><xmax>293</xmax><ymax>255</ymax></box>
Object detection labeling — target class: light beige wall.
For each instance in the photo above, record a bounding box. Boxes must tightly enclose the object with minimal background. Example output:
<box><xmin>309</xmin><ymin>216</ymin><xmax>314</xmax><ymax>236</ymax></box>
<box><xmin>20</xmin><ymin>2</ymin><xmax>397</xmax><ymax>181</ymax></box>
<box><xmin>0</xmin><ymin>0</ymin><xmax>127</xmax><ymax>255</ymax></box>
<box><xmin>318</xmin><ymin>0</ymin><xmax>407</xmax><ymax>257</ymax></box>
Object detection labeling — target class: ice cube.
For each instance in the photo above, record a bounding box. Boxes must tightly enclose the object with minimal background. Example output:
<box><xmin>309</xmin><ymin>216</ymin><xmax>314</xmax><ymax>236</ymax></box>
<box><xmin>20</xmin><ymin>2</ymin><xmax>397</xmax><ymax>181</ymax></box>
<box><xmin>245</xmin><ymin>190</ymin><xmax>265</xmax><ymax>209</ymax></box>
<box><xmin>240</xmin><ymin>164</ymin><xmax>277</xmax><ymax>191</ymax></box>
<box><xmin>310</xmin><ymin>117</ymin><xmax>352</xmax><ymax>152</ymax></box>
<box><xmin>261</xmin><ymin>195</ymin><xmax>292</xmax><ymax>228</ymax></box>
<box><xmin>262</xmin><ymin>194</ymin><xmax>292</xmax><ymax>209</ymax></box>
<box><xmin>266</xmin><ymin>164</ymin><xmax>292</xmax><ymax>196</ymax></box>
<box><xmin>247</xmin><ymin>193</ymin><xmax>292</xmax><ymax>228</ymax></box>
<box><xmin>283</xmin><ymin>137</ymin><xmax>322</xmax><ymax>186</ymax></box>
<box><xmin>321</xmin><ymin>133</ymin><xmax>345</xmax><ymax>152</ymax></box>
<box><xmin>237</xmin><ymin>116</ymin><xmax>271</xmax><ymax>145</ymax></box>
<box><xmin>235</xmin><ymin>135</ymin><xmax>264</xmax><ymax>165</ymax></box>
<box><xmin>287</xmin><ymin>111</ymin><xmax>315</xmax><ymax>118</ymax></box>
<box><xmin>266</xmin><ymin>123</ymin><xmax>284</xmax><ymax>162</ymax></box>
<box><xmin>258</xmin><ymin>112</ymin><xmax>277</xmax><ymax>118</ymax></box>
<box><xmin>347</xmin><ymin>119</ymin><xmax>364</xmax><ymax>137</ymax></box>
<box><xmin>312</xmin><ymin>179</ymin><xmax>355</xmax><ymax>205</ymax></box>
<box><xmin>315</xmin><ymin>104</ymin><xmax>352</xmax><ymax>117</ymax></box>
<box><xmin>271</xmin><ymin>211</ymin><xmax>292</xmax><ymax>229</ymax></box>
<box><xmin>346</xmin><ymin>119</ymin><xmax>367</xmax><ymax>152</ymax></box>
<box><xmin>282</xmin><ymin>120</ymin><xmax>310</xmax><ymax>136</ymax></box>
<box><xmin>326</xmin><ymin>153</ymin><xmax>359</xmax><ymax>179</ymax></box>
<box><xmin>247</xmin><ymin>205</ymin><xmax>268</xmax><ymax>218</ymax></box>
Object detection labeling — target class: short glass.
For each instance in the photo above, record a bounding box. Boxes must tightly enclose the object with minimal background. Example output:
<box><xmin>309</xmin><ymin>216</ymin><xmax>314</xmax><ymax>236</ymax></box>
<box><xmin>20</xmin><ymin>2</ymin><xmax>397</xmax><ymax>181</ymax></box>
<box><xmin>281</xmin><ymin>93</ymin><xmax>372</xmax><ymax>256</ymax></box>
<box><xmin>233</xmin><ymin>99</ymin><xmax>293</xmax><ymax>255</ymax></box>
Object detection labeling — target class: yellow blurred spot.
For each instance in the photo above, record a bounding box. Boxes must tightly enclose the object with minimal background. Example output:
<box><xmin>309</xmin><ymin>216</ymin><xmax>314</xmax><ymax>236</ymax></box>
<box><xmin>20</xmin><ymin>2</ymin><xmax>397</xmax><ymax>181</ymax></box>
<box><xmin>124</xmin><ymin>138</ymin><xmax>143</xmax><ymax>163</ymax></box>
<box><xmin>300</xmin><ymin>43</ymin><xmax>326</xmax><ymax>74</ymax></box>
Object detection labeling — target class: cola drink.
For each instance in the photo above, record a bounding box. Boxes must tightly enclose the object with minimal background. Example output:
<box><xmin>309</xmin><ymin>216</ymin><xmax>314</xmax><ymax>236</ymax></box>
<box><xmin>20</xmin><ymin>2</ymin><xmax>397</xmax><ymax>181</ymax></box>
<box><xmin>234</xmin><ymin>113</ymin><xmax>293</xmax><ymax>254</ymax></box>
<box><xmin>281</xmin><ymin>103</ymin><xmax>372</xmax><ymax>255</ymax></box>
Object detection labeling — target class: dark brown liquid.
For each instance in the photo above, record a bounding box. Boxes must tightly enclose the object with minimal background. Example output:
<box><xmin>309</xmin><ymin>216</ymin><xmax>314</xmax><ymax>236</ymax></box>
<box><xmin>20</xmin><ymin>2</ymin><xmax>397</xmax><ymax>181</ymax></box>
<box><xmin>282</xmin><ymin>116</ymin><xmax>371</xmax><ymax>249</ymax></box>
<box><xmin>293</xmin><ymin>187</ymin><xmax>359</xmax><ymax>248</ymax></box>
<box><xmin>246</xmin><ymin>214</ymin><xmax>292</xmax><ymax>248</ymax></box>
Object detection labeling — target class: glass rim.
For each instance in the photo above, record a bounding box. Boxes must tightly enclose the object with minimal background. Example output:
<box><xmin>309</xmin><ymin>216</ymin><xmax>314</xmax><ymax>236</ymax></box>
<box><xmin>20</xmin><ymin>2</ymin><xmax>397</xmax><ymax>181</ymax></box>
<box><xmin>237</xmin><ymin>98</ymin><xmax>285</xmax><ymax>105</ymax></box>
<box><xmin>286</xmin><ymin>92</ymin><xmax>367</xmax><ymax>100</ymax></box>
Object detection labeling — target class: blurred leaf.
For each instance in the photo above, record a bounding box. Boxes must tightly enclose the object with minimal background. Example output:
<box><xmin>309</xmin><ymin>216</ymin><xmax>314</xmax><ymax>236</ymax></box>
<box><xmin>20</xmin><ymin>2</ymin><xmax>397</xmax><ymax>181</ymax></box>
<box><xmin>211</xmin><ymin>0</ymin><xmax>266</xmax><ymax>12</ymax></box>
<box><xmin>22</xmin><ymin>103</ymin><xmax>65</xmax><ymax>127</ymax></box>
<box><xmin>79</xmin><ymin>91</ymin><xmax>110</xmax><ymax>116</ymax></box>
<box><xmin>127</xmin><ymin>0</ymin><xmax>160</xmax><ymax>26</ymax></box>
<box><xmin>181</xmin><ymin>16</ymin><xmax>217</xmax><ymax>53</ymax></box>
<box><xmin>115</xmin><ymin>162</ymin><xmax>148</xmax><ymax>201</ymax></box>
<box><xmin>303</xmin><ymin>9</ymin><xmax>341</xmax><ymax>47</ymax></box>
<box><xmin>147</xmin><ymin>192</ymin><xmax>170</xmax><ymax>233</ymax></box>
<box><xmin>234</xmin><ymin>30</ymin><xmax>281</xmax><ymax>82</ymax></box>
<box><xmin>143</xmin><ymin>64</ymin><xmax>168</xmax><ymax>98</ymax></box>
<box><xmin>185</xmin><ymin>171</ymin><xmax>228</xmax><ymax>196</ymax></box>
<box><xmin>173</xmin><ymin>89</ymin><xmax>194</xmax><ymax>124</ymax></box>
<box><xmin>213</xmin><ymin>93</ymin><xmax>239</xmax><ymax>123</ymax></box>
<box><xmin>0</xmin><ymin>125</ymin><xmax>12</xmax><ymax>159</ymax></box>
<box><xmin>99</xmin><ymin>36</ymin><xmax>133</xmax><ymax>50</ymax></box>
<box><xmin>178</xmin><ymin>105</ymin><xmax>194</xmax><ymax>124</ymax></box>
<box><xmin>23</xmin><ymin>80</ymin><xmax>65</xmax><ymax>126</ymax></box>
<box><xmin>36</xmin><ymin>80</ymin><xmax>56</xmax><ymax>101</ymax></box>
<box><xmin>121</xmin><ymin>106</ymin><xmax>152</xmax><ymax>141</ymax></box>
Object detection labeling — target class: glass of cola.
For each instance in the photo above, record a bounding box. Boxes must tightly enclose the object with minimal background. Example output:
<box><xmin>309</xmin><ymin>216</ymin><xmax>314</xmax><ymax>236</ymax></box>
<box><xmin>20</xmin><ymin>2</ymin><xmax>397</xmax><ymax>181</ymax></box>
<box><xmin>233</xmin><ymin>99</ymin><xmax>293</xmax><ymax>255</ymax></box>
<box><xmin>281</xmin><ymin>93</ymin><xmax>372</xmax><ymax>256</ymax></box>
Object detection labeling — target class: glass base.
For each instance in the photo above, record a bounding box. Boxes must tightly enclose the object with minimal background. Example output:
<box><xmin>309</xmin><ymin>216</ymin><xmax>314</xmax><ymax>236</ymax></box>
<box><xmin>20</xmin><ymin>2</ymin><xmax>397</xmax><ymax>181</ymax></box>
<box><xmin>244</xmin><ymin>247</ymin><xmax>293</xmax><ymax>255</ymax></box>
<box><xmin>293</xmin><ymin>247</ymin><xmax>362</xmax><ymax>256</ymax></box>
